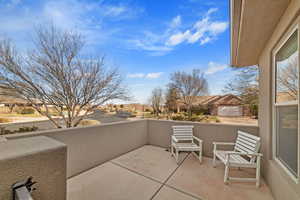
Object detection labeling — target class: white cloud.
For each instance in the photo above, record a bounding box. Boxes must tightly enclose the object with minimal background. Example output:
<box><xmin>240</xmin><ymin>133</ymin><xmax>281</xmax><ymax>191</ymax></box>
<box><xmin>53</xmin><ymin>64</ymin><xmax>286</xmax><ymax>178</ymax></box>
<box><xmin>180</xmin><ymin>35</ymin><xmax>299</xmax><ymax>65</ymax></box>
<box><xmin>200</xmin><ymin>36</ymin><xmax>211</xmax><ymax>45</ymax></box>
<box><xmin>130</xmin><ymin>7</ymin><xmax>228</xmax><ymax>55</ymax></box>
<box><xmin>127</xmin><ymin>72</ymin><xmax>163</xmax><ymax>79</ymax></box>
<box><xmin>166</xmin><ymin>30</ymin><xmax>191</xmax><ymax>46</ymax></box>
<box><xmin>170</xmin><ymin>15</ymin><xmax>181</xmax><ymax>28</ymax></box>
<box><xmin>0</xmin><ymin>0</ymin><xmax>142</xmax><ymax>49</ymax></box>
<box><xmin>205</xmin><ymin>62</ymin><xmax>227</xmax><ymax>75</ymax></box>
<box><xmin>206</xmin><ymin>8</ymin><xmax>218</xmax><ymax>15</ymax></box>
<box><xmin>128</xmin><ymin>30</ymin><xmax>173</xmax><ymax>56</ymax></box>
<box><xmin>166</xmin><ymin>8</ymin><xmax>228</xmax><ymax>46</ymax></box>
<box><xmin>127</xmin><ymin>73</ymin><xmax>145</xmax><ymax>78</ymax></box>
<box><xmin>102</xmin><ymin>5</ymin><xmax>127</xmax><ymax>17</ymax></box>
<box><xmin>146</xmin><ymin>72</ymin><xmax>163</xmax><ymax>79</ymax></box>
<box><xmin>5</xmin><ymin>0</ymin><xmax>21</xmax><ymax>9</ymax></box>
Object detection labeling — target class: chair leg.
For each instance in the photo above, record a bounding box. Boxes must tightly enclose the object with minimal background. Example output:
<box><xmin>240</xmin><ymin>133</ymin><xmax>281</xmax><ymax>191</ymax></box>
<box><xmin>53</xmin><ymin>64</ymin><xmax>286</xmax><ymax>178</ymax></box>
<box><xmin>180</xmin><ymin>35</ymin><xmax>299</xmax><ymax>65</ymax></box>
<box><xmin>199</xmin><ymin>150</ymin><xmax>202</xmax><ymax>163</ymax></box>
<box><xmin>224</xmin><ymin>165</ymin><xmax>229</xmax><ymax>184</ymax></box>
<box><xmin>213</xmin><ymin>152</ymin><xmax>216</xmax><ymax>167</ymax></box>
<box><xmin>256</xmin><ymin>157</ymin><xmax>261</xmax><ymax>188</ymax></box>
<box><xmin>175</xmin><ymin>148</ymin><xmax>179</xmax><ymax>164</ymax></box>
<box><xmin>171</xmin><ymin>145</ymin><xmax>174</xmax><ymax>157</ymax></box>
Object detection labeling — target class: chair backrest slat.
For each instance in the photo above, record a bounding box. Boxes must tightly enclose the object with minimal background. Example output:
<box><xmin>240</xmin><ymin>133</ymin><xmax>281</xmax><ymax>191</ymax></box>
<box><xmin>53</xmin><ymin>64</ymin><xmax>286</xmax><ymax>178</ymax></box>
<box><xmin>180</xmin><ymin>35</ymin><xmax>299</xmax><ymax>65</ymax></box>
<box><xmin>234</xmin><ymin>130</ymin><xmax>261</xmax><ymax>162</ymax></box>
<box><xmin>172</xmin><ymin>126</ymin><xmax>193</xmax><ymax>141</ymax></box>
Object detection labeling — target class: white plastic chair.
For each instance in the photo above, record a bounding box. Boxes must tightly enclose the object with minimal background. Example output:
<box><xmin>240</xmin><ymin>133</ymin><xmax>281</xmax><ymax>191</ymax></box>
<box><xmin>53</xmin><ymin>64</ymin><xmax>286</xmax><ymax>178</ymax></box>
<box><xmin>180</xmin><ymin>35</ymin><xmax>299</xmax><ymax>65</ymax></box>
<box><xmin>171</xmin><ymin>126</ymin><xmax>203</xmax><ymax>164</ymax></box>
<box><xmin>213</xmin><ymin>130</ymin><xmax>262</xmax><ymax>187</ymax></box>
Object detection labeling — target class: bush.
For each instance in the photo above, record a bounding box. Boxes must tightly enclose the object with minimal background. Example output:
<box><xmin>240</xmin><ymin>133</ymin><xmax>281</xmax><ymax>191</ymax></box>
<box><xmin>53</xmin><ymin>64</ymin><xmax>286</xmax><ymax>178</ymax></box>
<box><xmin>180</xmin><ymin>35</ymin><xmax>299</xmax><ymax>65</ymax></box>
<box><xmin>0</xmin><ymin>118</ymin><xmax>12</xmax><ymax>123</ymax></box>
<box><xmin>17</xmin><ymin>108</ymin><xmax>35</xmax><ymax>114</ymax></box>
<box><xmin>144</xmin><ymin>113</ymin><xmax>154</xmax><ymax>118</ymax></box>
<box><xmin>18</xmin><ymin>126</ymin><xmax>39</xmax><ymax>132</ymax></box>
<box><xmin>171</xmin><ymin>114</ymin><xmax>186</xmax><ymax>121</ymax></box>
<box><xmin>0</xmin><ymin>126</ymin><xmax>38</xmax><ymax>135</ymax></box>
<box><xmin>78</xmin><ymin>119</ymin><xmax>101</xmax><ymax>127</ymax></box>
<box><xmin>191</xmin><ymin>106</ymin><xmax>209</xmax><ymax>115</ymax></box>
<box><xmin>190</xmin><ymin>114</ymin><xmax>201</xmax><ymax>122</ymax></box>
<box><xmin>170</xmin><ymin>113</ymin><xmax>221</xmax><ymax>123</ymax></box>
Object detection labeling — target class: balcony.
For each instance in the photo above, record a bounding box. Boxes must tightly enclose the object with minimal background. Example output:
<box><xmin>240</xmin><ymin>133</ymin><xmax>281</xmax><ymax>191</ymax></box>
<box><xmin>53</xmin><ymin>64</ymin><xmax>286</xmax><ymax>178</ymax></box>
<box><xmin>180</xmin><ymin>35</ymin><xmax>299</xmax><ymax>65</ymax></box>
<box><xmin>1</xmin><ymin>120</ymin><xmax>274</xmax><ymax>200</ymax></box>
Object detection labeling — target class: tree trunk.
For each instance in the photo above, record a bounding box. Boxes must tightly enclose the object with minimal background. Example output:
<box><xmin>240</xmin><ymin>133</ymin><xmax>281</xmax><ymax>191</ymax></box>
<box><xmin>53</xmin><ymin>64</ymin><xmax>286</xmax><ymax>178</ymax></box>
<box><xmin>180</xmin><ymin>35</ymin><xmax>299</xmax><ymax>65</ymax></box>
<box><xmin>8</xmin><ymin>104</ymin><xmax>15</xmax><ymax>113</ymax></box>
<box><xmin>187</xmin><ymin>105</ymin><xmax>192</xmax><ymax>120</ymax></box>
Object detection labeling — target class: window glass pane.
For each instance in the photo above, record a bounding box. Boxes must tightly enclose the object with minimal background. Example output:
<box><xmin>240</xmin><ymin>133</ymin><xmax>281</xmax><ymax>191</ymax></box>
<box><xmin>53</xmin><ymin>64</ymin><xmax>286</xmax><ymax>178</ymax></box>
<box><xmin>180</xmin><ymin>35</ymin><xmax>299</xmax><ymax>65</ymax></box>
<box><xmin>276</xmin><ymin>105</ymin><xmax>298</xmax><ymax>176</ymax></box>
<box><xmin>275</xmin><ymin>31</ymin><xmax>298</xmax><ymax>103</ymax></box>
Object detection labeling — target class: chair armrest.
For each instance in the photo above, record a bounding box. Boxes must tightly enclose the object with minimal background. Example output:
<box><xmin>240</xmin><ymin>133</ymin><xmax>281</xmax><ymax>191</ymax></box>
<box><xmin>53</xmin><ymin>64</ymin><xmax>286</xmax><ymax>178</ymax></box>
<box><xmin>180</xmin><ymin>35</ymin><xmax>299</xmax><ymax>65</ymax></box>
<box><xmin>226</xmin><ymin>151</ymin><xmax>263</xmax><ymax>157</ymax></box>
<box><xmin>213</xmin><ymin>142</ymin><xmax>235</xmax><ymax>152</ymax></box>
<box><xmin>193</xmin><ymin>136</ymin><xmax>203</xmax><ymax>145</ymax></box>
<box><xmin>213</xmin><ymin>142</ymin><xmax>235</xmax><ymax>146</ymax></box>
<box><xmin>172</xmin><ymin>135</ymin><xmax>179</xmax><ymax>143</ymax></box>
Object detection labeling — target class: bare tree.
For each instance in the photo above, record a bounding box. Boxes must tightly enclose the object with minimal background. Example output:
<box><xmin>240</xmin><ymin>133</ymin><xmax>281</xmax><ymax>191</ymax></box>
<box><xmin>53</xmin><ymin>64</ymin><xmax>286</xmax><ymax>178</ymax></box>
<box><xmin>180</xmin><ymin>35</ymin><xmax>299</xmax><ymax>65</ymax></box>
<box><xmin>165</xmin><ymin>85</ymin><xmax>179</xmax><ymax>113</ymax></box>
<box><xmin>0</xmin><ymin>26</ymin><xmax>128</xmax><ymax>128</ymax></box>
<box><xmin>169</xmin><ymin>69</ymin><xmax>208</xmax><ymax>119</ymax></box>
<box><xmin>223</xmin><ymin>66</ymin><xmax>259</xmax><ymax>116</ymax></box>
<box><xmin>277</xmin><ymin>56</ymin><xmax>298</xmax><ymax>99</ymax></box>
<box><xmin>149</xmin><ymin>87</ymin><xmax>163</xmax><ymax>117</ymax></box>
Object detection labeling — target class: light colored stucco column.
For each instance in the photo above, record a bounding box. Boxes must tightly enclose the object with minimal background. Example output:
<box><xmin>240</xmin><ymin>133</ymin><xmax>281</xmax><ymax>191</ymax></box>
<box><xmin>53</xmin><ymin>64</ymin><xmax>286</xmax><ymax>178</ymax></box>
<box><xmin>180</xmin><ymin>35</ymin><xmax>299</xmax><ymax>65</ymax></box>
<box><xmin>0</xmin><ymin>136</ymin><xmax>67</xmax><ymax>200</ymax></box>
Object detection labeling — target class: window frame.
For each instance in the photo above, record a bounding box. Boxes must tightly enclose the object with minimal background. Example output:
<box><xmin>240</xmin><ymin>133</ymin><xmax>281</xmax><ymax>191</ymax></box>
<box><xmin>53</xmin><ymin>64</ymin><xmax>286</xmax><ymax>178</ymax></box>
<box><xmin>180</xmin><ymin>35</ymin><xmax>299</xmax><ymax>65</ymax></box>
<box><xmin>272</xmin><ymin>25</ymin><xmax>300</xmax><ymax>183</ymax></box>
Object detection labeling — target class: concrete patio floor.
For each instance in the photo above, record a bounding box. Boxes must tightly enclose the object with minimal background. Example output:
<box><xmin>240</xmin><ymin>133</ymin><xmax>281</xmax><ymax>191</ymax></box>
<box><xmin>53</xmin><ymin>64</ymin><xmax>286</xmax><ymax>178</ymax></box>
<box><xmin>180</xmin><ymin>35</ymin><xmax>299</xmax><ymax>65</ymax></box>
<box><xmin>67</xmin><ymin>145</ymin><xmax>274</xmax><ymax>200</ymax></box>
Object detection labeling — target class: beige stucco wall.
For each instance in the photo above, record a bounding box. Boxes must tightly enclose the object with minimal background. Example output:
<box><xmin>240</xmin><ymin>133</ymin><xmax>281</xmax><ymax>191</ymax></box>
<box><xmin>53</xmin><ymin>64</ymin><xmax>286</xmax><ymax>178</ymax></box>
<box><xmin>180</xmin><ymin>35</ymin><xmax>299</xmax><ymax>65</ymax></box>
<box><xmin>6</xmin><ymin>120</ymin><xmax>148</xmax><ymax>178</ymax></box>
<box><xmin>0</xmin><ymin>136</ymin><xmax>67</xmax><ymax>200</ymax></box>
<box><xmin>258</xmin><ymin>0</ymin><xmax>300</xmax><ymax>199</ymax></box>
<box><xmin>147</xmin><ymin>119</ymin><xmax>258</xmax><ymax>157</ymax></box>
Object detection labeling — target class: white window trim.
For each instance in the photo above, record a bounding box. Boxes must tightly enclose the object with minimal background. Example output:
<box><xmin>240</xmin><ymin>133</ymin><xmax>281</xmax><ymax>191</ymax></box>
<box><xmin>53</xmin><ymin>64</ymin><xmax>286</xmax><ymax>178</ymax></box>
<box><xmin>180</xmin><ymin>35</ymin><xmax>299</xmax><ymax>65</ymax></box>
<box><xmin>272</xmin><ymin>25</ymin><xmax>300</xmax><ymax>183</ymax></box>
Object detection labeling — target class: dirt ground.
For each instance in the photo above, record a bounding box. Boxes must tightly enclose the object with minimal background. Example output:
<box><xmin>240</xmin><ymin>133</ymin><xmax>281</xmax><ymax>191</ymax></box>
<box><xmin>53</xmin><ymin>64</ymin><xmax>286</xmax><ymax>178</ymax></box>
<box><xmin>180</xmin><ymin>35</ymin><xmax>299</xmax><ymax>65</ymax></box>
<box><xmin>218</xmin><ymin>117</ymin><xmax>258</xmax><ymax>125</ymax></box>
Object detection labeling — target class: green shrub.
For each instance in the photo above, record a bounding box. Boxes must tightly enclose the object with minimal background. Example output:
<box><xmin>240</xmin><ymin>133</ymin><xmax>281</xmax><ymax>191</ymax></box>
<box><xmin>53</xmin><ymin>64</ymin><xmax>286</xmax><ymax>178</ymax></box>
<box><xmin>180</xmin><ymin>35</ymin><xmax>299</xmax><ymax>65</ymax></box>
<box><xmin>17</xmin><ymin>108</ymin><xmax>35</xmax><ymax>114</ymax></box>
<box><xmin>0</xmin><ymin>126</ymin><xmax>38</xmax><ymax>135</ymax></box>
<box><xmin>171</xmin><ymin>114</ymin><xmax>186</xmax><ymax>121</ymax></box>
<box><xmin>190</xmin><ymin>114</ymin><xmax>201</xmax><ymax>122</ymax></box>
<box><xmin>18</xmin><ymin>126</ymin><xmax>38</xmax><ymax>132</ymax></box>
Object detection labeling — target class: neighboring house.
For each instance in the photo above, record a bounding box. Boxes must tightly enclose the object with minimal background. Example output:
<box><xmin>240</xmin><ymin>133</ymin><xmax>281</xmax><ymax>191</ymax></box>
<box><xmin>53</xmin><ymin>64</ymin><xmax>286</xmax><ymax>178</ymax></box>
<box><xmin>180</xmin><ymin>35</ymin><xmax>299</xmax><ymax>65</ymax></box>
<box><xmin>122</xmin><ymin>103</ymin><xmax>152</xmax><ymax>112</ymax></box>
<box><xmin>177</xmin><ymin>94</ymin><xmax>250</xmax><ymax>117</ymax></box>
<box><xmin>231</xmin><ymin>0</ymin><xmax>300</xmax><ymax>199</ymax></box>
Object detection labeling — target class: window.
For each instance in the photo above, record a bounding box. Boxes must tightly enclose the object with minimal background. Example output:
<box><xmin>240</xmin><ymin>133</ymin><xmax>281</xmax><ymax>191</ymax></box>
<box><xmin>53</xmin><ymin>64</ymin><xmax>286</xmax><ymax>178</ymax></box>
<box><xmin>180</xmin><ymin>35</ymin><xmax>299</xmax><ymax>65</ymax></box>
<box><xmin>273</xmin><ymin>29</ymin><xmax>299</xmax><ymax>179</ymax></box>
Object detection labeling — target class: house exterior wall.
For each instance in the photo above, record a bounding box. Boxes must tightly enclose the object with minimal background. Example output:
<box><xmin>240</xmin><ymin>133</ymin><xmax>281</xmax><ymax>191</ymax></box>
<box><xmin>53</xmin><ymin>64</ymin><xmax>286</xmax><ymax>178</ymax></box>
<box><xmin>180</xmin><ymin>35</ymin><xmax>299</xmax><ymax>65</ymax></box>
<box><xmin>258</xmin><ymin>0</ymin><xmax>300</xmax><ymax>199</ymax></box>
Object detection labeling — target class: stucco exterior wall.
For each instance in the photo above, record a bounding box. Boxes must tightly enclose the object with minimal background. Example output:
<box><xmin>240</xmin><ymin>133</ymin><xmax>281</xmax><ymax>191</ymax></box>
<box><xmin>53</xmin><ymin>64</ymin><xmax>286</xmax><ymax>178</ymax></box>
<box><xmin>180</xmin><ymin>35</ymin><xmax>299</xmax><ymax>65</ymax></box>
<box><xmin>6</xmin><ymin>120</ymin><xmax>148</xmax><ymax>178</ymax></box>
<box><xmin>0</xmin><ymin>136</ymin><xmax>67</xmax><ymax>200</ymax></box>
<box><xmin>258</xmin><ymin>0</ymin><xmax>300</xmax><ymax>199</ymax></box>
<box><xmin>147</xmin><ymin>119</ymin><xmax>258</xmax><ymax>157</ymax></box>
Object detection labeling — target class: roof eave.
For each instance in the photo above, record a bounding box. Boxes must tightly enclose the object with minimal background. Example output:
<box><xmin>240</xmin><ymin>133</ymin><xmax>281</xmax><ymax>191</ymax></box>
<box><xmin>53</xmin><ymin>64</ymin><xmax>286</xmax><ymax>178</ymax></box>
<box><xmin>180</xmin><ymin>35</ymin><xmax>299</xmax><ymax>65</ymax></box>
<box><xmin>230</xmin><ymin>0</ymin><xmax>290</xmax><ymax>67</ymax></box>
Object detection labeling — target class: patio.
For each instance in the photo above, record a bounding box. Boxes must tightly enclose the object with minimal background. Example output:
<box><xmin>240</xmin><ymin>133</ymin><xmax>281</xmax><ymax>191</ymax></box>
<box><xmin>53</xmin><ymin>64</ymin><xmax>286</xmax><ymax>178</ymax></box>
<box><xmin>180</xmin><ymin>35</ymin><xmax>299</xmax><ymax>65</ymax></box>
<box><xmin>67</xmin><ymin>145</ymin><xmax>274</xmax><ymax>200</ymax></box>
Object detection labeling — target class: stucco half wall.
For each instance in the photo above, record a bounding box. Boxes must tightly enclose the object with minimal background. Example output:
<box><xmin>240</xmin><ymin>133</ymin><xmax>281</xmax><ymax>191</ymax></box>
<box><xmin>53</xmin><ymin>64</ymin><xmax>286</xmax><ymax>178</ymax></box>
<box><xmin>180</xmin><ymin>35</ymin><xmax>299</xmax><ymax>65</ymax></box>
<box><xmin>6</xmin><ymin>120</ymin><xmax>148</xmax><ymax>178</ymax></box>
<box><xmin>0</xmin><ymin>136</ymin><xmax>67</xmax><ymax>200</ymax></box>
<box><xmin>258</xmin><ymin>0</ymin><xmax>300</xmax><ymax>199</ymax></box>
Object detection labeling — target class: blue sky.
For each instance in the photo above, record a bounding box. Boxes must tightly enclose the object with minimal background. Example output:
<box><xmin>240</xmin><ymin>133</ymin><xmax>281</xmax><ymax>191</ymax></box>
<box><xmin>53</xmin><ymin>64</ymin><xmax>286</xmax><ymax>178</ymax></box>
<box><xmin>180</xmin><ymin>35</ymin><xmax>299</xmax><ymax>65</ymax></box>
<box><xmin>0</xmin><ymin>0</ymin><xmax>234</xmax><ymax>103</ymax></box>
